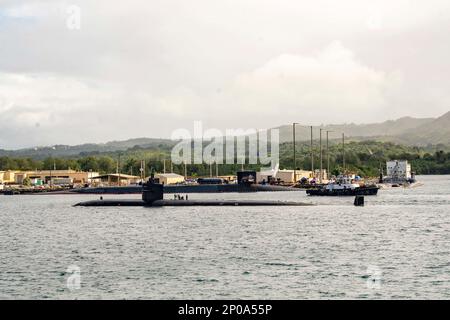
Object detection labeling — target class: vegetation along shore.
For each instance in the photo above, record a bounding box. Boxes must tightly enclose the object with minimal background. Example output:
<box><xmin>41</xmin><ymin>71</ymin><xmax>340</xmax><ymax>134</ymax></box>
<box><xmin>1</xmin><ymin>140</ymin><xmax>450</xmax><ymax>177</ymax></box>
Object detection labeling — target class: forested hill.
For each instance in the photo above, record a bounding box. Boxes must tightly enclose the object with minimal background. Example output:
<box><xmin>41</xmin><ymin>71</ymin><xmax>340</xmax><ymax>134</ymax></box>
<box><xmin>1</xmin><ymin>140</ymin><xmax>450</xmax><ymax>176</ymax></box>
<box><xmin>1</xmin><ymin>111</ymin><xmax>449</xmax><ymax>159</ymax></box>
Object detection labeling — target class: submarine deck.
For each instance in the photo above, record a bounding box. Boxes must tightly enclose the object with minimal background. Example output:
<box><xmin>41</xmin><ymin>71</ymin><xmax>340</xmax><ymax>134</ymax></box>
<box><xmin>74</xmin><ymin>199</ymin><xmax>314</xmax><ymax>207</ymax></box>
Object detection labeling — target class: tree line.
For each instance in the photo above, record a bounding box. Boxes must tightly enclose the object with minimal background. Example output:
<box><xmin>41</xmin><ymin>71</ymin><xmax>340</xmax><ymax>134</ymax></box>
<box><xmin>1</xmin><ymin>141</ymin><xmax>450</xmax><ymax>177</ymax></box>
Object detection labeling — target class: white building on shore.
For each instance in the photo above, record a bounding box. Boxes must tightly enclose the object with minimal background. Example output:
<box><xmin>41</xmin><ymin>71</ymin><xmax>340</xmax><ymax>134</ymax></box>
<box><xmin>386</xmin><ymin>160</ymin><xmax>412</xmax><ymax>180</ymax></box>
<box><xmin>256</xmin><ymin>168</ymin><xmax>323</xmax><ymax>184</ymax></box>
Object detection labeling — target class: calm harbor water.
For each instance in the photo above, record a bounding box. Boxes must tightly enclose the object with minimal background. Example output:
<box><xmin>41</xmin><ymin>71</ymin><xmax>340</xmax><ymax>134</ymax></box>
<box><xmin>1</xmin><ymin>175</ymin><xmax>450</xmax><ymax>299</ymax></box>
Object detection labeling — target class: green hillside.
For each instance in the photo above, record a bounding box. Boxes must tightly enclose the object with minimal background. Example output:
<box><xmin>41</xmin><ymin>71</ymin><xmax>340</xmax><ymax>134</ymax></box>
<box><xmin>1</xmin><ymin>140</ymin><xmax>450</xmax><ymax>177</ymax></box>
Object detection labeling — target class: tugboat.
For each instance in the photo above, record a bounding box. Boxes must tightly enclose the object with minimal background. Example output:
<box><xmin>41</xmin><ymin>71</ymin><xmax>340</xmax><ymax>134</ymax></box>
<box><xmin>306</xmin><ymin>176</ymin><xmax>379</xmax><ymax>196</ymax></box>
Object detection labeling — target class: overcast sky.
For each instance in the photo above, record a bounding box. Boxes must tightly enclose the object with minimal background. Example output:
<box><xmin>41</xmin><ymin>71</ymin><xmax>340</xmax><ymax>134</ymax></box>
<box><xmin>0</xmin><ymin>0</ymin><xmax>449</xmax><ymax>149</ymax></box>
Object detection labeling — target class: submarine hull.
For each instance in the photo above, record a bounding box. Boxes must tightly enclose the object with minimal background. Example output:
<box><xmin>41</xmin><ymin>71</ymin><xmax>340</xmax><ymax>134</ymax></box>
<box><xmin>74</xmin><ymin>199</ymin><xmax>314</xmax><ymax>207</ymax></box>
<box><xmin>68</xmin><ymin>184</ymin><xmax>298</xmax><ymax>195</ymax></box>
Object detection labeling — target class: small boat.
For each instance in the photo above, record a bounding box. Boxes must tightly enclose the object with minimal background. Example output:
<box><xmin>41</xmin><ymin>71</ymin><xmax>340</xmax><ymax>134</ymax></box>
<box><xmin>306</xmin><ymin>176</ymin><xmax>379</xmax><ymax>196</ymax></box>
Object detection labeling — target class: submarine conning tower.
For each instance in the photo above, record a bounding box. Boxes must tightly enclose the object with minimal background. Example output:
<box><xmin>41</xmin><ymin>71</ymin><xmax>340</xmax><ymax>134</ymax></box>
<box><xmin>142</xmin><ymin>174</ymin><xmax>164</xmax><ymax>204</ymax></box>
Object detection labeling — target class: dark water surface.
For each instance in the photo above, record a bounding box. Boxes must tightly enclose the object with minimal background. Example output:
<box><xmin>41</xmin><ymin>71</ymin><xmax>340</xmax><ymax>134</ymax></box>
<box><xmin>1</xmin><ymin>175</ymin><xmax>449</xmax><ymax>299</ymax></box>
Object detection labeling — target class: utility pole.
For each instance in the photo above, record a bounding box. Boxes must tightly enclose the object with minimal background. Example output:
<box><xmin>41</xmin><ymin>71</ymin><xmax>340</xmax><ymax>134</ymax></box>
<box><xmin>163</xmin><ymin>159</ymin><xmax>166</xmax><ymax>174</ymax></box>
<box><xmin>184</xmin><ymin>161</ymin><xmax>187</xmax><ymax>179</ymax></box>
<box><xmin>143</xmin><ymin>159</ymin><xmax>146</xmax><ymax>179</ymax></box>
<box><xmin>293</xmin><ymin>123</ymin><xmax>298</xmax><ymax>183</ymax></box>
<box><xmin>216</xmin><ymin>162</ymin><xmax>218</xmax><ymax>177</ymax></box>
<box><xmin>319</xmin><ymin>128</ymin><xmax>323</xmax><ymax>183</ymax></box>
<box><xmin>326</xmin><ymin>130</ymin><xmax>332</xmax><ymax>179</ymax></box>
<box><xmin>310</xmin><ymin>126</ymin><xmax>314</xmax><ymax>178</ymax></box>
<box><xmin>170</xmin><ymin>160</ymin><xmax>173</xmax><ymax>173</ymax></box>
<box><xmin>51</xmin><ymin>160</ymin><xmax>56</xmax><ymax>188</ymax></box>
<box><xmin>118</xmin><ymin>154</ymin><xmax>121</xmax><ymax>186</ymax></box>
<box><xmin>342</xmin><ymin>133</ymin><xmax>345</xmax><ymax>174</ymax></box>
<box><xmin>209</xmin><ymin>161</ymin><xmax>212</xmax><ymax>177</ymax></box>
<box><xmin>49</xmin><ymin>162</ymin><xmax>52</xmax><ymax>188</ymax></box>
<box><xmin>140</xmin><ymin>160</ymin><xmax>144</xmax><ymax>181</ymax></box>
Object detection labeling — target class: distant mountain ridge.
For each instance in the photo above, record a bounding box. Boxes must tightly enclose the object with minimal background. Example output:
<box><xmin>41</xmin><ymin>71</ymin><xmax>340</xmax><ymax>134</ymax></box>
<box><xmin>0</xmin><ymin>138</ymin><xmax>175</xmax><ymax>159</ymax></box>
<box><xmin>278</xmin><ymin>117</ymin><xmax>435</xmax><ymax>141</ymax></box>
<box><xmin>275</xmin><ymin>116</ymin><xmax>436</xmax><ymax>143</ymax></box>
<box><xmin>0</xmin><ymin>111</ymin><xmax>449</xmax><ymax>158</ymax></box>
<box><xmin>277</xmin><ymin>111</ymin><xmax>450</xmax><ymax>146</ymax></box>
<box><xmin>395</xmin><ymin>111</ymin><xmax>450</xmax><ymax>145</ymax></box>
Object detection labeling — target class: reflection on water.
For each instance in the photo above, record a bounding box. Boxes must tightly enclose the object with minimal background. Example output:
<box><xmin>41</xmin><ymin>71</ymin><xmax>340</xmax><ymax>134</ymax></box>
<box><xmin>0</xmin><ymin>175</ymin><xmax>449</xmax><ymax>299</ymax></box>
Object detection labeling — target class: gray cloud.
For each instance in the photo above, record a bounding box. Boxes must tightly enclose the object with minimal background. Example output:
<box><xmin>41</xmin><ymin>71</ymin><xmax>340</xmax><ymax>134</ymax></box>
<box><xmin>0</xmin><ymin>0</ymin><xmax>449</xmax><ymax>148</ymax></box>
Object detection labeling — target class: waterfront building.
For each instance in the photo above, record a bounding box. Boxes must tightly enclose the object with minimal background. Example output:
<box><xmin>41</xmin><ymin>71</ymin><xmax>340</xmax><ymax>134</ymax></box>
<box><xmin>256</xmin><ymin>169</ymin><xmax>323</xmax><ymax>184</ymax></box>
<box><xmin>386</xmin><ymin>160</ymin><xmax>412</xmax><ymax>180</ymax></box>
<box><xmin>0</xmin><ymin>170</ymin><xmax>17</xmax><ymax>184</ymax></box>
<box><xmin>0</xmin><ymin>170</ymin><xmax>99</xmax><ymax>186</ymax></box>
<box><xmin>25</xmin><ymin>170</ymin><xmax>99</xmax><ymax>185</ymax></box>
<box><xmin>153</xmin><ymin>173</ymin><xmax>185</xmax><ymax>185</ymax></box>
<box><xmin>90</xmin><ymin>173</ymin><xmax>140</xmax><ymax>186</ymax></box>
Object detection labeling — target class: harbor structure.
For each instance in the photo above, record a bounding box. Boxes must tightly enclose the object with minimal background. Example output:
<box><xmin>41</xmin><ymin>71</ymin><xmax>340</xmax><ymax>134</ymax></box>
<box><xmin>153</xmin><ymin>173</ymin><xmax>185</xmax><ymax>185</ymax></box>
<box><xmin>0</xmin><ymin>170</ymin><xmax>20</xmax><ymax>184</ymax></box>
<box><xmin>256</xmin><ymin>169</ymin><xmax>321</xmax><ymax>184</ymax></box>
<box><xmin>326</xmin><ymin>130</ymin><xmax>333</xmax><ymax>178</ymax></box>
<box><xmin>342</xmin><ymin>133</ymin><xmax>346</xmax><ymax>172</ymax></box>
<box><xmin>384</xmin><ymin>160</ymin><xmax>414</xmax><ymax>184</ymax></box>
<box><xmin>90</xmin><ymin>173</ymin><xmax>139</xmax><ymax>186</ymax></box>
<box><xmin>0</xmin><ymin>169</ymin><xmax>98</xmax><ymax>185</ymax></box>
<box><xmin>293</xmin><ymin>122</ymin><xmax>299</xmax><ymax>181</ymax></box>
<box><xmin>217</xmin><ymin>175</ymin><xmax>236</xmax><ymax>183</ymax></box>
<box><xmin>386</xmin><ymin>160</ymin><xmax>412</xmax><ymax>179</ymax></box>
<box><xmin>319</xmin><ymin>128</ymin><xmax>323</xmax><ymax>183</ymax></box>
<box><xmin>0</xmin><ymin>172</ymin><xmax>4</xmax><ymax>190</ymax></box>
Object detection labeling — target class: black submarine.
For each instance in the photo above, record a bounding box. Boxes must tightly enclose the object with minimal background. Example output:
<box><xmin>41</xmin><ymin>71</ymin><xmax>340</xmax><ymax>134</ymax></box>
<box><xmin>74</xmin><ymin>173</ymin><xmax>313</xmax><ymax>207</ymax></box>
<box><xmin>69</xmin><ymin>171</ymin><xmax>298</xmax><ymax>195</ymax></box>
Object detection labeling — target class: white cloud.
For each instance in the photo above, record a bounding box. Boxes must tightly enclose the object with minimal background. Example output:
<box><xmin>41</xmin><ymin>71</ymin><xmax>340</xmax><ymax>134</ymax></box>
<box><xmin>0</xmin><ymin>72</ymin><xmax>206</xmax><ymax>148</ymax></box>
<box><xmin>0</xmin><ymin>0</ymin><xmax>450</xmax><ymax>148</ymax></box>
<box><xmin>229</xmin><ymin>42</ymin><xmax>402</xmax><ymax>124</ymax></box>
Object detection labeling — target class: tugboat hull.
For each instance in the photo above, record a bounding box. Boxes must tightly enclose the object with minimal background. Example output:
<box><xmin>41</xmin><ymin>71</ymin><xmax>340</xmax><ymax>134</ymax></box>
<box><xmin>306</xmin><ymin>186</ymin><xmax>379</xmax><ymax>196</ymax></box>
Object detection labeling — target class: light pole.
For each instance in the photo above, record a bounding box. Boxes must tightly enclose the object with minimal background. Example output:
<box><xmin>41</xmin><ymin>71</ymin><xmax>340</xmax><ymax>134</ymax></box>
<box><xmin>293</xmin><ymin>122</ymin><xmax>299</xmax><ymax>183</ymax></box>
<box><xmin>140</xmin><ymin>160</ymin><xmax>144</xmax><ymax>182</ymax></box>
<box><xmin>310</xmin><ymin>126</ymin><xmax>314</xmax><ymax>179</ymax></box>
<box><xmin>117</xmin><ymin>153</ymin><xmax>121</xmax><ymax>186</ymax></box>
<box><xmin>342</xmin><ymin>133</ymin><xmax>345</xmax><ymax>174</ymax></box>
<box><xmin>48</xmin><ymin>153</ymin><xmax>53</xmax><ymax>187</ymax></box>
<box><xmin>319</xmin><ymin>128</ymin><xmax>323</xmax><ymax>183</ymax></box>
<box><xmin>209</xmin><ymin>160</ymin><xmax>212</xmax><ymax>177</ymax></box>
<box><xmin>326</xmin><ymin>130</ymin><xmax>333</xmax><ymax>179</ymax></box>
<box><xmin>143</xmin><ymin>159</ymin><xmax>146</xmax><ymax>179</ymax></box>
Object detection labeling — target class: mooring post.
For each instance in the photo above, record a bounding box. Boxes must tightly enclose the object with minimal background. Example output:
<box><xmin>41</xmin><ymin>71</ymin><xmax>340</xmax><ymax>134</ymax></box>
<box><xmin>354</xmin><ymin>195</ymin><xmax>364</xmax><ymax>207</ymax></box>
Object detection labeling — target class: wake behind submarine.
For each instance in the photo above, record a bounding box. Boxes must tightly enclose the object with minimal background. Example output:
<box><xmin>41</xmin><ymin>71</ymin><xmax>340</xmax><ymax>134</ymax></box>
<box><xmin>74</xmin><ymin>173</ymin><xmax>314</xmax><ymax>207</ymax></box>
